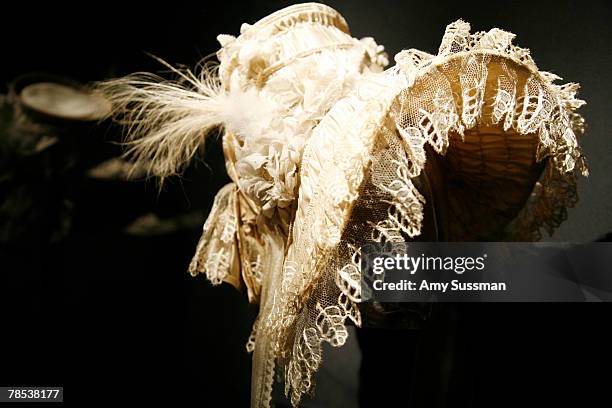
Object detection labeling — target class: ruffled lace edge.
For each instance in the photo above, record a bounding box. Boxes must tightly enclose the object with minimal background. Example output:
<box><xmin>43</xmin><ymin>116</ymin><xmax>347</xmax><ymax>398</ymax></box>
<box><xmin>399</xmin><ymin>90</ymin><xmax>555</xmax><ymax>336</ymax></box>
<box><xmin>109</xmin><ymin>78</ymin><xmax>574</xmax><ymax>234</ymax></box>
<box><xmin>274</xmin><ymin>20</ymin><xmax>589</xmax><ymax>407</ymax></box>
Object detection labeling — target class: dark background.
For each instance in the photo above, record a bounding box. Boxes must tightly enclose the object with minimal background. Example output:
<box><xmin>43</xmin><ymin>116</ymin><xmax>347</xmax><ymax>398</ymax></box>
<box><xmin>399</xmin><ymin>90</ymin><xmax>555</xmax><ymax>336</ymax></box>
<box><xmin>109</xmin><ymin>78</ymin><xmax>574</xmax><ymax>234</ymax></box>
<box><xmin>1</xmin><ymin>0</ymin><xmax>611</xmax><ymax>406</ymax></box>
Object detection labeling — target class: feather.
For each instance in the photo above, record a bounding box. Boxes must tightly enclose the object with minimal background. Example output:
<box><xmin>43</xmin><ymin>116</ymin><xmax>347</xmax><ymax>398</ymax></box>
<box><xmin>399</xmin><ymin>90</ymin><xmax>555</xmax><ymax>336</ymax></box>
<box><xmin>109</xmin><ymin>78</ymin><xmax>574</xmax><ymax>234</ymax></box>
<box><xmin>96</xmin><ymin>56</ymin><xmax>279</xmax><ymax>184</ymax></box>
<box><xmin>96</xmin><ymin>57</ymin><xmax>226</xmax><ymax>183</ymax></box>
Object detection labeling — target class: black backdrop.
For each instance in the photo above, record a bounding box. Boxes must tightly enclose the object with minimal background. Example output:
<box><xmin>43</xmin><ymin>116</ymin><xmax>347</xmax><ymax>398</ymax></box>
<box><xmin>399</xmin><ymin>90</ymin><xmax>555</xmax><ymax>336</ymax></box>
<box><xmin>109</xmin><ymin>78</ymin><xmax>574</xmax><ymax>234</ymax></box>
<box><xmin>1</xmin><ymin>1</ymin><xmax>611</xmax><ymax>406</ymax></box>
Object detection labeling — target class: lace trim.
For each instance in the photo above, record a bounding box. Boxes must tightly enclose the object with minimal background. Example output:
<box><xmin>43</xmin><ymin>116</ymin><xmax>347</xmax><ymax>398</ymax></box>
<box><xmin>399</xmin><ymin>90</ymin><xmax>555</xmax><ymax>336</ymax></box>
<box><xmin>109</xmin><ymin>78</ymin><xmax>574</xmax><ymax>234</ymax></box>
<box><xmin>283</xmin><ymin>243</ymin><xmax>363</xmax><ymax>407</ymax></box>
<box><xmin>275</xmin><ymin>20</ymin><xmax>588</xmax><ymax>407</ymax></box>
<box><xmin>188</xmin><ymin>183</ymin><xmax>238</xmax><ymax>285</ymax></box>
<box><xmin>371</xmin><ymin>146</ymin><xmax>426</xmax><ymax>242</ymax></box>
<box><xmin>390</xmin><ymin>19</ymin><xmax>587</xmax><ymax>242</ymax></box>
<box><xmin>246</xmin><ymin>315</ymin><xmax>259</xmax><ymax>353</ymax></box>
<box><xmin>268</xmin><ymin>73</ymin><xmax>405</xmax><ymax>406</ymax></box>
<box><xmin>507</xmin><ymin>164</ymin><xmax>579</xmax><ymax>241</ymax></box>
<box><xmin>393</xmin><ymin>19</ymin><xmax>587</xmax><ymax>178</ymax></box>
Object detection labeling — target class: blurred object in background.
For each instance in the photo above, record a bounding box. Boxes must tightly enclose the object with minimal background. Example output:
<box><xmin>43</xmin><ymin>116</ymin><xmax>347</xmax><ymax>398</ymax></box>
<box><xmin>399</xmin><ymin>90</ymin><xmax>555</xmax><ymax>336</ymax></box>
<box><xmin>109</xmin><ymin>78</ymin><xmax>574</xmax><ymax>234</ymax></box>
<box><xmin>0</xmin><ymin>73</ymin><xmax>116</xmax><ymax>246</ymax></box>
<box><xmin>0</xmin><ymin>69</ymin><xmax>244</xmax><ymax>406</ymax></box>
<box><xmin>20</xmin><ymin>81</ymin><xmax>110</xmax><ymax>122</ymax></box>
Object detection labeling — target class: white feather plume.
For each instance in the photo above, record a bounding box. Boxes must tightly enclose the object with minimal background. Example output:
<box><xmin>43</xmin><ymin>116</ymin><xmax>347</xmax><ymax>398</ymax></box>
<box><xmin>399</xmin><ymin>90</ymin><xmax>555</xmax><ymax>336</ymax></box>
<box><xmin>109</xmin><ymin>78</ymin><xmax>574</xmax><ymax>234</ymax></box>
<box><xmin>96</xmin><ymin>57</ymin><xmax>278</xmax><ymax>183</ymax></box>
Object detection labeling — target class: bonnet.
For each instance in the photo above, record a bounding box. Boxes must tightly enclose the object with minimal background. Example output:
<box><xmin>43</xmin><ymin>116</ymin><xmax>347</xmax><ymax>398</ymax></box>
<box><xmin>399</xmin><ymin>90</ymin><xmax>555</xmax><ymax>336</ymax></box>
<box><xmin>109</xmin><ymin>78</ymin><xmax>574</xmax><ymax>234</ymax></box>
<box><xmin>98</xmin><ymin>3</ymin><xmax>587</xmax><ymax>407</ymax></box>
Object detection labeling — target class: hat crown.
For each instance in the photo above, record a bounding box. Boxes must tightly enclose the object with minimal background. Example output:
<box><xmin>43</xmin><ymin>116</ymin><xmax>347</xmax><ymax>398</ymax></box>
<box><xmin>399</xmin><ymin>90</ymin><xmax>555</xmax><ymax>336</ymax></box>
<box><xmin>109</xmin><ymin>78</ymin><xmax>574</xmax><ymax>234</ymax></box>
<box><xmin>215</xmin><ymin>3</ymin><xmax>357</xmax><ymax>89</ymax></box>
